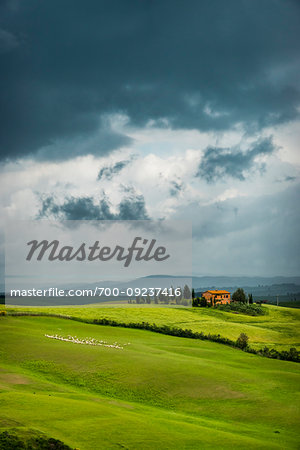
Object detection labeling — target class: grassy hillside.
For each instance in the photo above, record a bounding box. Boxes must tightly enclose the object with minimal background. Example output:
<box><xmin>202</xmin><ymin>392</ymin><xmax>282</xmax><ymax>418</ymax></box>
<box><xmin>6</xmin><ymin>303</ymin><xmax>300</xmax><ymax>351</ymax></box>
<box><xmin>0</xmin><ymin>314</ymin><xmax>299</xmax><ymax>449</ymax></box>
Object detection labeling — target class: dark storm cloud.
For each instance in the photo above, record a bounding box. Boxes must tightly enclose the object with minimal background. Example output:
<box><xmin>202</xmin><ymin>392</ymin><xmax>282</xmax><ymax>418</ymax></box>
<box><xmin>1</xmin><ymin>0</ymin><xmax>300</xmax><ymax>160</ymax></box>
<box><xmin>38</xmin><ymin>194</ymin><xmax>149</xmax><ymax>220</ymax></box>
<box><xmin>183</xmin><ymin>184</ymin><xmax>300</xmax><ymax>276</ymax></box>
<box><xmin>284</xmin><ymin>175</ymin><xmax>297</xmax><ymax>182</ymax></box>
<box><xmin>0</xmin><ymin>28</ymin><xmax>19</xmax><ymax>53</ymax></box>
<box><xmin>98</xmin><ymin>158</ymin><xmax>132</xmax><ymax>180</ymax></box>
<box><xmin>275</xmin><ymin>175</ymin><xmax>298</xmax><ymax>183</ymax></box>
<box><xmin>197</xmin><ymin>137</ymin><xmax>276</xmax><ymax>182</ymax></box>
<box><xmin>33</xmin><ymin>129</ymin><xmax>132</xmax><ymax>162</ymax></box>
<box><xmin>182</xmin><ymin>182</ymin><xmax>300</xmax><ymax>247</ymax></box>
<box><xmin>169</xmin><ymin>181</ymin><xmax>183</xmax><ymax>197</ymax></box>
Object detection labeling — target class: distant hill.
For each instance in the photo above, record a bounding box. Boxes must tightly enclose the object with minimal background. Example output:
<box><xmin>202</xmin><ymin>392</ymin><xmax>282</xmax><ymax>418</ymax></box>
<box><xmin>5</xmin><ymin>274</ymin><xmax>300</xmax><ymax>306</ymax></box>
<box><xmin>190</xmin><ymin>275</ymin><xmax>300</xmax><ymax>288</ymax></box>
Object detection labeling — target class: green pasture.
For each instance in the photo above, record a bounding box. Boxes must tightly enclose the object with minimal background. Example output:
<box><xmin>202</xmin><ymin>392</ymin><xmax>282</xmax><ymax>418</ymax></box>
<box><xmin>0</xmin><ymin>315</ymin><xmax>299</xmax><ymax>449</ymax></box>
<box><xmin>6</xmin><ymin>303</ymin><xmax>300</xmax><ymax>351</ymax></box>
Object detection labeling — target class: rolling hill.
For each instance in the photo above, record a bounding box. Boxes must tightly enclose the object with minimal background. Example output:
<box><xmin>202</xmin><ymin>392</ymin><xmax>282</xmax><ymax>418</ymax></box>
<box><xmin>6</xmin><ymin>303</ymin><xmax>300</xmax><ymax>351</ymax></box>
<box><xmin>0</xmin><ymin>314</ymin><xmax>299</xmax><ymax>449</ymax></box>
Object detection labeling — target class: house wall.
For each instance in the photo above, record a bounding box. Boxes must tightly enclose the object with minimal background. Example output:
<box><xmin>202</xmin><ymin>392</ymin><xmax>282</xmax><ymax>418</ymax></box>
<box><xmin>202</xmin><ymin>291</ymin><xmax>231</xmax><ymax>304</ymax></box>
<box><xmin>215</xmin><ymin>298</ymin><xmax>231</xmax><ymax>304</ymax></box>
<box><xmin>202</xmin><ymin>292</ymin><xmax>213</xmax><ymax>301</ymax></box>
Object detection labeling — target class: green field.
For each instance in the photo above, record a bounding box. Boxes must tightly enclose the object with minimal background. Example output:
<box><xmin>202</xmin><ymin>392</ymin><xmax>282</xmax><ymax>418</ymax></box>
<box><xmin>0</xmin><ymin>312</ymin><xmax>300</xmax><ymax>449</ymax></box>
<box><xmin>6</xmin><ymin>303</ymin><xmax>300</xmax><ymax>351</ymax></box>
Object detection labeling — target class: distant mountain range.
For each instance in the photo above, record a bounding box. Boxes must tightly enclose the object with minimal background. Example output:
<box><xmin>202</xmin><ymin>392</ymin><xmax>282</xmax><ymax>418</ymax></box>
<box><xmin>85</xmin><ymin>275</ymin><xmax>300</xmax><ymax>300</ymax></box>
<box><xmin>4</xmin><ymin>275</ymin><xmax>300</xmax><ymax>305</ymax></box>
<box><xmin>86</xmin><ymin>274</ymin><xmax>300</xmax><ymax>290</ymax></box>
<box><xmin>46</xmin><ymin>274</ymin><xmax>300</xmax><ymax>299</ymax></box>
<box><xmin>190</xmin><ymin>275</ymin><xmax>300</xmax><ymax>288</ymax></box>
<box><xmin>5</xmin><ymin>274</ymin><xmax>300</xmax><ymax>292</ymax></box>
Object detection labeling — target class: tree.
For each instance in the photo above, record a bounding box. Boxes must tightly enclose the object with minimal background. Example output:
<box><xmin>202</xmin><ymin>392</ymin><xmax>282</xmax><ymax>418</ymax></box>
<box><xmin>199</xmin><ymin>297</ymin><xmax>207</xmax><ymax>307</ymax></box>
<box><xmin>192</xmin><ymin>297</ymin><xmax>201</xmax><ymax>307</ymax></box>
<box><xmin>159</xmin><ymin>291</ymin><xmax>164</xmax><ymax>303</ymax></box>
<box><xmin>175</xmin><ymin>287</ymin><xmax>183</xmax><ymax>304</ymax></box>
<box><xmin>192</xmin><ymin>288</ymin><xmax>195</xmax><ymax>300</ymax></box>
<box><xmin>236</xmin><ymin>333</ymin><xmax>249</xmax><ymax>349</ymax></box>
<box><xmin>183</xmin><ymin>284</ymin><xmax>191</xmax><ymax>300</ymax></box>
<box><xmin>248</xmin><ymin>293</ymin><xmax>253</xmax><ymax>304</ymax></box>
<box><xmin>232</xmin><ymin>288</ymin><xmax>247</xmax><ymax>303</ymax></box>
<box><xmin>169</xmin><ymin>286</ymin><xmax>175</xmax><ymax>304</ymax></box>
<box><xmin>163</xmin><ymin>295</ymin><xmax>170</xmax><ymax>304</ymax></box>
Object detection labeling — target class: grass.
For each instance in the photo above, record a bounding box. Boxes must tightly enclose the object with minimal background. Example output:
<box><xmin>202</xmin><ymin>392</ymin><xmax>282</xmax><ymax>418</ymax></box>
<box><xmin>0</xmin><ymin>314</ymin><xmax>300</xmax><ymax>449</ymax></box>
<box><xmin>5</xmin><ymin>303</ymin><xmax>300</xmax><ymax>351</ymax></box>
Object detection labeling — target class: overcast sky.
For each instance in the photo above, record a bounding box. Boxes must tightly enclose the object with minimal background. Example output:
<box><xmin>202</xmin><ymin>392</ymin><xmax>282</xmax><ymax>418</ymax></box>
<box><xmin>1</xmin><ymin>0</ymin><xmax>300</xmax><ymax>279</ymax></box>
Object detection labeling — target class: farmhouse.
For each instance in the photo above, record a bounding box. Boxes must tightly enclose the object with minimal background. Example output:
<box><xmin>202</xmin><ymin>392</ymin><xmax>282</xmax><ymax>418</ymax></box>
<box><xmin>202</xmin><ymin>290</ymin><xmax>231</xmax><ymax>305</ymax></box>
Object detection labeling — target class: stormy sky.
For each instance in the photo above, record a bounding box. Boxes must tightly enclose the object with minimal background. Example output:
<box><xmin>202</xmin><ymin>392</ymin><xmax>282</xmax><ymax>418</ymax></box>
<box><xmin>1</xmin><ymin>0</ymin><xmax>300</xmax><ymax>279</ymax></box>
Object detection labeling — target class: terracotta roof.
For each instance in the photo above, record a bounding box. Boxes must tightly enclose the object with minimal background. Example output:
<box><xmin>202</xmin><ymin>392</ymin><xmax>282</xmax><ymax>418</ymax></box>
<box><xmin>204</xmin><ymin>290</ymin><xmax>230</xmax><ymax>294</ymax></box>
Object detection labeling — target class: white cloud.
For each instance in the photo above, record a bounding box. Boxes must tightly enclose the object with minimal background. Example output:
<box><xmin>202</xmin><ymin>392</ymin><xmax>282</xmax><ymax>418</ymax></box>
<box><xmin>0</xmin><ymin>119</ymin><xmax>299</xmax><ymax>275</ymax></box>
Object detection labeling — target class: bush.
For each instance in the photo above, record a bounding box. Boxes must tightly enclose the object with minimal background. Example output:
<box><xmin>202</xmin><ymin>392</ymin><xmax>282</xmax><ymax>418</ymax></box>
<box><xmin>0</xmin><ymin>431</ymin><xmax>25</xmax><ymax>450</ymax></box>
<box><xmin>192</xmin><ymin>297</ymin><xmax>200</xmax><ymax>307</ymax></box>
<box><xmin>257</xmin><ymin>346</ymin><xmax>300</xmax><ymax>362</ymax></box>
<box><xmin>192</xmin><ymin>297</ymin><xmax>208</xmax><ymax>308</ymax></box>
<box><xmin>0</xmin><ymin>431</ymin><xmax>73</xmax><ymax>450</ymax></box>
<box><xmin>236</xmin><ymin>333</ymin><xmax>249</xmax><ymax>349</ymax></box>
<box><xmin>199</xmin><ymin>297</ymin><xmax>207</xmax><ymax>307</ymax></box>
<box><xmin>32</xmin><ymin>436</ymin><xmax>73</xmax><ymax>449</ymax></box>
<box><xmin>215</xmin><ymin>303</ymin><xmax>267</xmax><ymax>316</ymax></box>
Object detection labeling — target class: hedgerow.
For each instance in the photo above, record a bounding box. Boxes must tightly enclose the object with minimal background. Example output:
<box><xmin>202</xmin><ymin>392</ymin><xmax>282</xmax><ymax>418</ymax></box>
<box><xmin>215</xmin><ymin>303</ymin><xmax>268</xmax><ymax>316</ymax></box>
<box><xmin>7</xmin><ymin>311</ymin><xmax>300</xmax><ymax>363</ymax></box>
<box><xmin>0</xmin><ymin>430</ymin><xmax>73</xmax><ymax>450</ymax></box>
